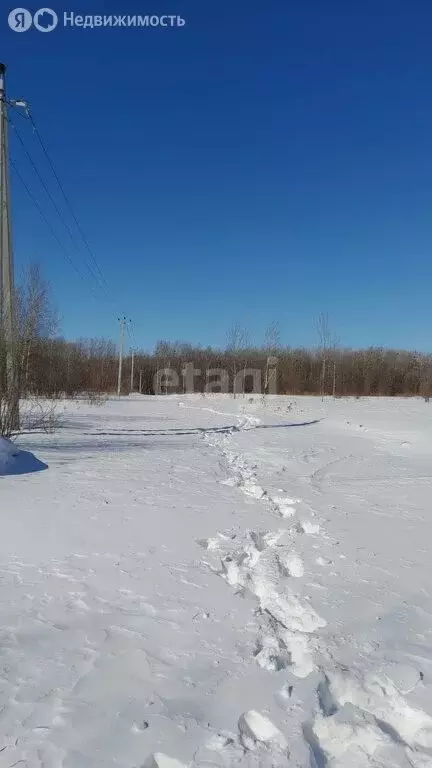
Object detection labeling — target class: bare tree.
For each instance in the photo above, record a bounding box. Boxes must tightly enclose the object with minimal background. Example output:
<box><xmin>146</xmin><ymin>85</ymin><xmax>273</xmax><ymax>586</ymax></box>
<box><xmin>330</xmin><ymin>334</ymin><xmax>340</xmax><ymax>398</ymax></box>
<box><xmin>16</xmin><ymin>264</ymin><xmax>59</xmax><ymax>394</ymax></box>
<box><xmin>1</xmin><ymin>264</ymin><xmax>59</xmax><ymax>436</ymax></box>
<box><xmin>263</xmin><ymin>320</ymin><xmax>280</xmax><ymax>395</ymax></box>
<box><xmin>226</xmin><ymin>323</ymin><xmax>249</xmax><ymax>398</ymax></box>
<box><xmin>314</xmin><ymin>312</ymin><xmax>332</xmax><ymax>400</ymax></box>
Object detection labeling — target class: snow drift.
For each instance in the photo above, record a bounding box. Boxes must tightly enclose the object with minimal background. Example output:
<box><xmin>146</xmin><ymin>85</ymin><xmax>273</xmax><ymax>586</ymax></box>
<box><xmin>0</xmin><ymin>437</ymin><xmax>47</xmax><ymax>476</ymax></box>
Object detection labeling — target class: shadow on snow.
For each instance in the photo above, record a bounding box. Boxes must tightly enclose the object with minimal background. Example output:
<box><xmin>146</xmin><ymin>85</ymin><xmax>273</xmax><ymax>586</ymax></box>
<box><xmin>0</xmin><ymin>448</ymin><xmax>48</xmax><ymax>477</ymax></box>
<box><xmin>81</xmin><ymin>420</ymin><xmax>322</xmax><ymax>438</ymax></box>
<box><xmin>12</xmin><ymin>420</ymin><xmax>321</xmax><ymax>460</ymax></box>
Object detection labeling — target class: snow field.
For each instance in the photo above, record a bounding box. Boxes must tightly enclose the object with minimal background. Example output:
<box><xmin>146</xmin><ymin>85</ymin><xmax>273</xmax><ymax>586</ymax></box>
<box><xmin>0</xmin><ymin>394</ymin><xmax>432</xmax><ymax>767</ymax></box>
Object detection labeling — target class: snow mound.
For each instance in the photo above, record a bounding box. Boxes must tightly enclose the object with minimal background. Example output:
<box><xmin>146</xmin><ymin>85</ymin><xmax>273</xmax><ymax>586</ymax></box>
<box><xmin>0</xmin><ymin>437</ymin><xmax>19</xmax><ymax>474</ymax></box>
<box><xmin>142</xmin><ymin>754</ymin><xmax>187</xmax><ymax>768</ymax></box>
<box><xmin>238</xmin><ymin>710</ymin><xmax>287</xmax><ymax>750</ymax></box>
<box><xmin>0</xmin><ymin>437</ymin><xmax>47</xmax><ymax>476</ymax></box>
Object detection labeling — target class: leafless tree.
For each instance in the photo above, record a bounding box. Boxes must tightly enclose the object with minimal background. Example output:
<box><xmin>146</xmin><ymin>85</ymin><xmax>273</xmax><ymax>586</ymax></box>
<box><xmin>1</xmin><ymin>264</ymin><xmax>59</xmax><ymax>436</ymax></box>
<box><xmin>314</xmin><ymin>312</ymin><xmax>331</xmax><ymax>400</ymax></box>
<box><xmin>226</xmin><ymin>323</ymin><xmax>249</xmax><ymax>398</ymax></box>
<box><xmin>314</xmin><ymin>313</ymin><xmax>340</xmax><ymax>399</ymax></box>
<box><xmin>16</xmin><ymin>264</ymin><xmax>59</xmax><ymax>394</ymax></box>
<box><xmin>263</xmin><ymin>320</ymin><xmax>280</xmax><ymax>395</ymax></box>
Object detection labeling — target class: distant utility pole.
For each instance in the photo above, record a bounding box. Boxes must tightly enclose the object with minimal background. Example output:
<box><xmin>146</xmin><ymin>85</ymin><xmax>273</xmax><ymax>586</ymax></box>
<box><xmin>117</xmin><ymin>316</ymin><xmax>125</xmax><ymax>397</ymax></box>
<box><xmin>139</xmin><ymin>369</ymin><xmax>143</xmax><ymax>395</ymax></box>
<box><xmin>0</xmin><ymin>63</ymin><xmax>19</xmax><ymax>430</ymax></box>
<box><xmin>165</xmin><ymin>360</ymin><xmax>171</xmax><ymax>395</ymax></box>
<box><xmin>130</xmin><ymin>348</ymin><xmax>135</xmax><ymax>393</ymax></box>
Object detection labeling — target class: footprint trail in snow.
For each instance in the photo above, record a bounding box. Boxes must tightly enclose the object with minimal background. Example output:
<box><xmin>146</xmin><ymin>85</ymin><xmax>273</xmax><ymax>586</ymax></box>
<box><xmin>199</xmin><ymin>404</ymin><xmax>432</xmax><ymax>768</ymax></box>
<box><xmin>201</xmin><ymin>413</ymin><xmax>326</xmax><ymax>686</ymax></box>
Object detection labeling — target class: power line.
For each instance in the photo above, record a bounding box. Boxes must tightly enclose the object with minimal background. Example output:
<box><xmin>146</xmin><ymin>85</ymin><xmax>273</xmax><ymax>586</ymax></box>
<box><xmin>130</xmin><ymin>320</ymin><xmax>139</xmax><ymax>349</ymax></box>
<box><xmin>126</xmin><ymin>317</ymin><xmax>139</xmax><ymax>350</ymax></box>
<box><xmin>22</xmin><ymin>109</ymin><xmax>134</xmax><ymax>323</ymax></box>
<box><xmin>10</xmin><ymin>158</ymin><xmax>100</xmax><ymax>299</ymax></box>
<box><xmin>28</xmin><ymin>111</ymin><xmax>108</xmax><ymax>288</ymax></box>
<box><xmin>9</xmin><ymin>116</ymin><xmax>104</xmax><ymax>291</ymax></box>
<box><xmin>126</xmin><ymin>319</ymin><xmax>134</xmax><ymax>347</ymax></box>
<box><xmin>8</xmin><ymin>99</ymin><xmax>137</xmax><ymax>330</ymax></box>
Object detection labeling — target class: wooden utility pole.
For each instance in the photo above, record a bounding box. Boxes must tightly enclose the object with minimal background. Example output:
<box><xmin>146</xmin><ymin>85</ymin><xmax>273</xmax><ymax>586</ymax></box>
<box><xmin>139</xmin><ymin>369</ymin><xmax>143</xmax><ymax>394</ymax></box>
<box><xmin>0</xmin><ymin>63</ymin><xmax>19</xmax><ymax>430</ymax></box>
<box><xmin>130</xmin><ymin>348</ymin><xmax>134</xmax><ymax>392</ymax></box>
<box><xmin>117</xmin><ymin>317</ymin><xmax>125</xmax><ymax>397</ymax></box>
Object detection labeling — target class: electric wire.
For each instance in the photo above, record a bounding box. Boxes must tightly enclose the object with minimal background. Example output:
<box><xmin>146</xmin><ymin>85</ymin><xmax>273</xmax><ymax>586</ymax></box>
<box><xmin>9</xmin><ymin>116</ymin><xmax>104</xmax><ymax>289</ymax></box>
<box><xmin>8</xmin><ymin>98</ymin><xmax>140</xmax><ymax>336</ymax></box>
<box><xmin>10</xmin><ymin>158</ymin><xmax>100</xmax><ymax>300</ymax></box>
<box><xmin>28</xmin><ymin>111</ymin><xmax>109</xmax><ymax>288</ymax></box>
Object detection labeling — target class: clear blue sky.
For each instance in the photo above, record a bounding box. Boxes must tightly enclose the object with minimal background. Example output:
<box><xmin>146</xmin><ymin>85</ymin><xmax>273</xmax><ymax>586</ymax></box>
<box><xmin>3</xmin><ymin>0</ymin><xmax>432</xmax><ymax>351</ymax></box>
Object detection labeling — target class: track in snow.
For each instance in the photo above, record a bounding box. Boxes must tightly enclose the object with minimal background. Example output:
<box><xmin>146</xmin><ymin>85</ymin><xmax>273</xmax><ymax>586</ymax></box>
<box><xmin>2</xmin><ymin>395</ymin><xmax>432</xmax><ymax>767</ymax></box>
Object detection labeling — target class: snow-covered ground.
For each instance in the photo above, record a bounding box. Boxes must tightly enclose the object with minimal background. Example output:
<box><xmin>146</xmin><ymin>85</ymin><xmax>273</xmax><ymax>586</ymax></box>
<box><xmin>1</xmin><ymin>394</ymin><xmax>432</xmax><ymax>768</ymax></box>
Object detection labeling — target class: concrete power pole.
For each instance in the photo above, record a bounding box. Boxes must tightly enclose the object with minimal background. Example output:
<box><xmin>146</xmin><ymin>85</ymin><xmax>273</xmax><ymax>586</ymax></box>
<box><xmin>0</xmin><ymin>63</ymin><xmax>19</xmax><ymax>431</ymax></box>
<box><xmin>130</xmin><ymin>348</ymin><xmax>134</xmax><ymax>393</ymax></box>
<box><xmin>117</xmin><ymin>317</ymin><xmax>125</xmax><ymax>397</ymax></box>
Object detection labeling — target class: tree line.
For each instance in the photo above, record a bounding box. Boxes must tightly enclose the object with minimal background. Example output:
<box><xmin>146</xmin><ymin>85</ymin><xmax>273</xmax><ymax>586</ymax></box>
<box><xmin>2</xmin><ymin>267</ymin><xmax>432</xmax><ymax>432</ymax></box>
<box><xmin>22</xmin><ymin>338</ymin><xmax>432</xmax><ymax>399</ymax></box>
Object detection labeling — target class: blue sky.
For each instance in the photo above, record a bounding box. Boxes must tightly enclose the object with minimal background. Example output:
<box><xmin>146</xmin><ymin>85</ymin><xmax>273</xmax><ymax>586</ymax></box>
<box><xmin>3</xmin><ymin>0</ymin><xmax>432</xmax><ymax>351</ymax></box>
